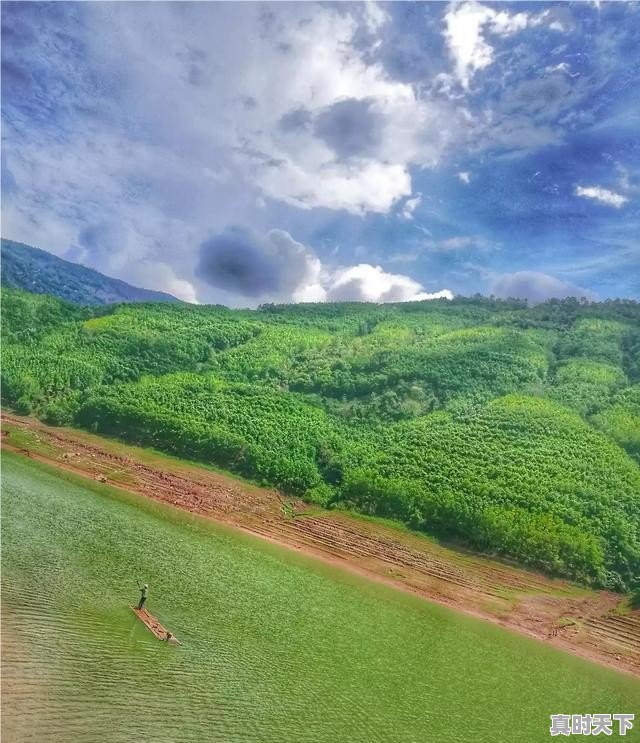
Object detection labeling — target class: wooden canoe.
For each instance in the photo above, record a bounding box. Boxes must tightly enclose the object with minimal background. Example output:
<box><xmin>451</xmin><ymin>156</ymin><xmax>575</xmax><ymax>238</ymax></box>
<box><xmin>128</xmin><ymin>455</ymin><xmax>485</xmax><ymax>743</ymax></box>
<box><xmin>131</xmin><ymin>606</ymin><xmax>181</xmax><ymax>645</ymax></box>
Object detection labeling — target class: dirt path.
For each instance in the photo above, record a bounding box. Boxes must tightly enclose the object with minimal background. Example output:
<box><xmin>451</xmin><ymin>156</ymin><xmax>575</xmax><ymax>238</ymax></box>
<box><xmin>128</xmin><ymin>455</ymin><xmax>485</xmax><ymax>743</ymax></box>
<box><xmin>2</xmin><ymin>412</ymin><xmax>638</xmax><ymax>677</ymax></box>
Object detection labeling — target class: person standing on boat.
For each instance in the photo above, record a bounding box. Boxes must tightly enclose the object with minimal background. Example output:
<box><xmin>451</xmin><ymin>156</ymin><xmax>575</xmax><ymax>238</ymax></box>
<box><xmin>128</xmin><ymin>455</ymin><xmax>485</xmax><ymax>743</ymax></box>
<box><xmin>137</xmin><ymin>583</ymin><xmax>149</xmax><ymax>610</ymax></box>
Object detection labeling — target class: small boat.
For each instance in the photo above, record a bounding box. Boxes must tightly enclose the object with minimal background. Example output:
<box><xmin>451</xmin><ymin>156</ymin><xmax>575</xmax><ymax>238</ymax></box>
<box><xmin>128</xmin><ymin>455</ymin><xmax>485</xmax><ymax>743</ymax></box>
<box><xmin>131</xmin><ymin>606</ymin><xmax>181</xmax><ymax>645</ymax></box>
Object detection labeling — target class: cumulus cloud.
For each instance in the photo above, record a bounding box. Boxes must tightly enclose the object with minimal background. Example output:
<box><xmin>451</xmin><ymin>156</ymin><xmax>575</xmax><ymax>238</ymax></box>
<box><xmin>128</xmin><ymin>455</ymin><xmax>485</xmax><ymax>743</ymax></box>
<box><xmin>574</xmin><ymin>185</ymin><xmax>629</xmax><ymax>208</ymax></box>
<box><xmin>197</xmin><ymin>227</ymin><xmax>451</xmax><ymax>304</ymax></box>
<box><xmin>325</xmin><ymin>264</ymin><xmax>453</xmax><ymax>302</ymax></box>
<box><xmin>491</xmin><ymin>271</ymin><xmax>594</xmax><ymax>303</ymax></box>
<box><xmin>3</xmin><ymin>1</ymin><xmax>634</xmax><ymax>305</ymax></box>
<box><xmin>215</xmin><ymin>3</ymin><xmax>457</xmax><ymax>214</ymax></box>
<box><xmin>1</xmin><ymin>0</ymin><xmax>460</xmax><ymax>269</ymax></box>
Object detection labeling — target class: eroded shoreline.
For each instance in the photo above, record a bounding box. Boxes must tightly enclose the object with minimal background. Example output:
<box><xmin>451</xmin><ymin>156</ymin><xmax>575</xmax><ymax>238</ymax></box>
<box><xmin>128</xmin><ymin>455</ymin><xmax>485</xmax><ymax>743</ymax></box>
<box><xmin>2</xmin><ymin>412</ymin><xmax>638</xmax><ymax>677</ymax></box>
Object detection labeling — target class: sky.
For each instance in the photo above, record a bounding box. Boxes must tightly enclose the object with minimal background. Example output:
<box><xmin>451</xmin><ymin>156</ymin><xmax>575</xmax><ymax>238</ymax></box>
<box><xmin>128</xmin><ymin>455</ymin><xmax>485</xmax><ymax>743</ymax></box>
<box><xmin>2</xmin><ymin>1</ymin><xmax>639</xmax><ymax>306</ymax></box>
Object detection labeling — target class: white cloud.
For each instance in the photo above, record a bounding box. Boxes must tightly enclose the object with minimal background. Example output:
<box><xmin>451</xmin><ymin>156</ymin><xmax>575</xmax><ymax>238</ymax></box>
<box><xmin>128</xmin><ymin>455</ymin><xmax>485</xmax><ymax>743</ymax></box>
<box><xmin>92</xmin><ymin>3</ymin><xmax>460</xmax><ymax>217</ymax></box>
<box><xmin>188</xmin><ymin>3</ymin><xmax>455</xmax><ymax>215</ymax></box>
<box><xmin>574</xmin><ymin>185</ymin><xmax>629</xmax><ymax>208</ymax></box>
<box><xmin>443</xmin><ymin>2</ymin><xmax>566</xmax><ymax>89</ymax></box>
<box><xmin>491</xmin><ymin>271</ymin><xmax>595</xmax><ymax>303</ymax></box>
<box><xmin>400</xmin><ymin>193</ymin><xmax>422</xmax><ymax>219</ymax></box>
<box><xmin>363</xmin><ymin>1</ymin><xmax>389</xmax><ymax>33</ymax></box>
<box><xmin>444</xmin><ymin>2</ymin><xmax>531</xmax><ymax>88</ymax></box>
<box><xmin>490</xmin><ymin>9</ymin><xmax>530</xmax><ymax>36</ymax></box>
<box><xmin>292</xmin><ymin>280</ymin><xmax>328</xmax><ymax>304</ymax></box>
<box><xmin>138</xmin><ymin>263</ymin><xmax>199</xmax><ymax>303</ymax></box>
<box><xmin>444</xmin><ymin>2</ymin><xmax>496</xmax><ymax>89</ymax></box>
<box><xmin>325</xmin><ymin>263</ymin><xmax>452</xmax><ymax>302</ymax></box>
<box><xmin>537</xmin><ymin>7</ymin><xmax>573</xmax><ymax>33</ymax></box>
<box><xmin>255</xmin><ymin>157</ymin><xmax>412</xmax><ymax>215</ymax></box>
<box><xmin>458</xmin><ymin>171</ymin><xmax>471</xmax><ymax>184</ymax></box>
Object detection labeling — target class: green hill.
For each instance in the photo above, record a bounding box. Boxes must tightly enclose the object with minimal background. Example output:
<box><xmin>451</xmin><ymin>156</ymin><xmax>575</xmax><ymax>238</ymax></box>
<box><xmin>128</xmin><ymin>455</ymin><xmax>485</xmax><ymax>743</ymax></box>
<box><xmin>1</xmin><ymin>239</ymin><xmax>178</xmax><ymax>305</ymax></box>
<box><xmin>2</xmin><ymin>287</ymin><xmax>639</xmax><ymax>590</ymax></box>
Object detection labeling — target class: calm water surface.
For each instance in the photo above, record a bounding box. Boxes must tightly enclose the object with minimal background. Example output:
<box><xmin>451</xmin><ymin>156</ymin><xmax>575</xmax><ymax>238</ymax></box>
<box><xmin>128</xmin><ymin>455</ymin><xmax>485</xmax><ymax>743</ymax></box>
<box><xmin>2</xmin><ymin>452</ymin><xmax>638</xmax><ymax>742</ymax></box>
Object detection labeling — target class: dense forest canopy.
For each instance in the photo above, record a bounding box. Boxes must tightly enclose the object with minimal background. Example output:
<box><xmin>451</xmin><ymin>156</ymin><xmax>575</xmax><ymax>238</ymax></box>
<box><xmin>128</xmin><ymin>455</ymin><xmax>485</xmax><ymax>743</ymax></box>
<box><xmin>2</xmin><ymin>288</ymin><xmax>639</xmax><ymax>591</ymax></box>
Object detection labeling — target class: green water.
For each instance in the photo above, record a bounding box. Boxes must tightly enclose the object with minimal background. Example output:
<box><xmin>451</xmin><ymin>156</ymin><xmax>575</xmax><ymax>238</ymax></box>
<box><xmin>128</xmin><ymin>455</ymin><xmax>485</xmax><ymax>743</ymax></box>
<box><xmin>2</xmin><ymin>453</ymin><xmax>638</xmax><ymax>742</ymax></box>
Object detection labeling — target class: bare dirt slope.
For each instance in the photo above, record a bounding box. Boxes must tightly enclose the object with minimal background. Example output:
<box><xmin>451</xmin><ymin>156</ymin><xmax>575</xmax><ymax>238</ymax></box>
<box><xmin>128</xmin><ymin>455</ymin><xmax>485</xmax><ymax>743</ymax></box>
<box><xmin>2</xmin><ymin>413</ymin><xmax>638</xmax><ymax>676</ymax></box>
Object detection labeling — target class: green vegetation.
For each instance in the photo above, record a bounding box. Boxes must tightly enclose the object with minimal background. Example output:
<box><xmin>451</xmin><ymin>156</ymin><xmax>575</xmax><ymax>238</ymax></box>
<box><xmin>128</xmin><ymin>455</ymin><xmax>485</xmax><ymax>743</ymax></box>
<box><xmin>342</xmin><ymin>396</ymin><xmax>639</xmax><ymax>587</ymax></box>
<box><xmin>2</xmin><ymin>287</ymin><xmax>639</xmax><ymax>590</ymax></box>
<box><xmin>591</xmin><ymin>385</ymin><xmax>640</xmax><ymax>463</ymax></box>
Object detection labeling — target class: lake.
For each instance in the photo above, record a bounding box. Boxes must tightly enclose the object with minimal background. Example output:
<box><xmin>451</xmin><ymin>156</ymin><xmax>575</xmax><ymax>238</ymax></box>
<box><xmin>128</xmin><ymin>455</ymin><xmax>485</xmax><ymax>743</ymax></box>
<box><xmin>2</xmin><ymin>452</ymin><xmax>638</xmax><ymax>742</ymax></box>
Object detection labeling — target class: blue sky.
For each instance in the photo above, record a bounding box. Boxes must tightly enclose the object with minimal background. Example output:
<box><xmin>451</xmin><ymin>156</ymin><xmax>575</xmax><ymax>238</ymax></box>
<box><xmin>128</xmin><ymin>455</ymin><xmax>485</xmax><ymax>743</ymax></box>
<box><xmin>2</xmin><ymin>1</ymin><xmax>639</xmax><ymax>305</ymax></box>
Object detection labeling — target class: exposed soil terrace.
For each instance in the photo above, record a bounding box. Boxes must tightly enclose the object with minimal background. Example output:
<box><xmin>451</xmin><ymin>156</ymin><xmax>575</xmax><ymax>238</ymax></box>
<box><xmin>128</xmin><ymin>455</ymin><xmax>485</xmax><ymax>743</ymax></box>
<box><xmin>2</xmin><ymin>412</ymin><xmax>638</xmax><ymax>677</ymax></box>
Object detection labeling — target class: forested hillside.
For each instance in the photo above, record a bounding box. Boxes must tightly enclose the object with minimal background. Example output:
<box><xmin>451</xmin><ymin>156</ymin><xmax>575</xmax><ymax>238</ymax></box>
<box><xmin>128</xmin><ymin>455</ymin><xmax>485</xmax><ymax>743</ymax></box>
<box><xmin>1</xmin><ymin>239</ymin><xmax>178</xmax><ymax>305</ymax></box>
<box><xmin>2</xmin><ymin>288</ymin><xmax>639</xmax><ymax>592</ymax></box>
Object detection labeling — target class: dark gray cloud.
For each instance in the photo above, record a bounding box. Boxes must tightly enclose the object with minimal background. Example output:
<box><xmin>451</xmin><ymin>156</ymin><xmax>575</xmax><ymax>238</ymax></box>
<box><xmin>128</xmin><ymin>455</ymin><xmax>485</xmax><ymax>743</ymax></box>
<box><xmin>313</xmin><ymin>98</ymin><xmax>383</xmax><ymax>159</ymax></box>
<box><xmin>196</xmin><ymin>226</ymin><xmax>315</xmax><ymax>298</ymax></box>
<box><xmin>279</xmin><ymin>106</ymin><xmax>312</xmax><ymax>133</ymax></box>
<box><xmin>491</xmin><ymin>271</ymin><xmax>595</xmax><ymax>303</ymax></box>
<box><xmin>177</xmin><ymin>46</ymin><xmax>210</xmax><ymax>88</ymax></box>
<box><xmin>325</xmin><ymin>276</ymin><xmax>366</xmax><ymax>302</ymax></box>
<box><xmin>76</xmin><ymin>222</ymin><xmax>124</xmax><ymax>255</ymax></box>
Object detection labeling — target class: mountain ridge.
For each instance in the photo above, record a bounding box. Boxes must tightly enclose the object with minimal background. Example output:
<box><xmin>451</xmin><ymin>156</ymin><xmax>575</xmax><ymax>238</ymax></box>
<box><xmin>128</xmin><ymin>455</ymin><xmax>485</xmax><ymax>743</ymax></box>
<box><xmin>1</xmin><ymin>239</ymin><xmax>179</xmax><ymax>305</ymax></box>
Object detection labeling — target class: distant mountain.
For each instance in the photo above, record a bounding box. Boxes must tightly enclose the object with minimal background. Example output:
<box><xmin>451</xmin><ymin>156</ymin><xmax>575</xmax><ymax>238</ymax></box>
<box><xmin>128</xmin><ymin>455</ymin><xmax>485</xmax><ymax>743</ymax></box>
<box><xmin>1</xmin><ymin>239</ymin><xmax>179</xmax><ymax>305</ymax></box>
